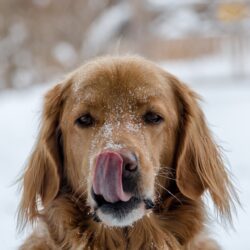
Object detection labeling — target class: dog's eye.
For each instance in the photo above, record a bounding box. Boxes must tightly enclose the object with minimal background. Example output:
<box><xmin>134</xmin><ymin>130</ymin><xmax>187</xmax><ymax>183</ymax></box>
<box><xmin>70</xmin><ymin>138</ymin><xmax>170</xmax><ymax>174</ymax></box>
<box><xmin>143</xmin><ymin>112</ymin><xmax>163</xmax><ymax>125</ymax></box>
<box><xmin>76</xmin><ymin>113</ymin><xmax>95</xmax><ymax>127</ymax></box>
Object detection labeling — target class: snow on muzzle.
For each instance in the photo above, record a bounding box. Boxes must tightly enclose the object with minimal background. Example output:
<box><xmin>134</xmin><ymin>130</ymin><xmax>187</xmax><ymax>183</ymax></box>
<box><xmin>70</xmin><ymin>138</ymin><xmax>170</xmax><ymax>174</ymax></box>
<box><xmin>93</xmin><ymin>151</ymin><xmax>132</xmax><ymax>203</ymax></box>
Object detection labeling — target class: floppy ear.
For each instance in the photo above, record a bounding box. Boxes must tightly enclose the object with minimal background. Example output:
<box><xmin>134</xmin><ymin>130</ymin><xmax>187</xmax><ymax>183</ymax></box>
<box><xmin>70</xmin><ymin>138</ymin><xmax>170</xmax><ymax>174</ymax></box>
<box><xmin>170</xmin><ymin>75</ymin><xmax>236</xmax><ymax>218</ymax></box>
<box><xmin>18</xmin><ymin>83</ymin><xmax>66</xmax><ymax>226</ymax></box>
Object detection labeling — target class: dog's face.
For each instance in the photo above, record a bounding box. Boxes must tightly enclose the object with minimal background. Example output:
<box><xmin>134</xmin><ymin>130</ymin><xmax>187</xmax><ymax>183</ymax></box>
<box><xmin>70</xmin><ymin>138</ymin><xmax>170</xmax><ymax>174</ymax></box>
<box><xmin>61</xmin><ymin>59</ymin><xmax>178</xmax><ymax>226</ymax></box>
<box><xmin>19</xmin><ymin>56</ymin><xmax>234</xmax><ymax>230</ymax></box>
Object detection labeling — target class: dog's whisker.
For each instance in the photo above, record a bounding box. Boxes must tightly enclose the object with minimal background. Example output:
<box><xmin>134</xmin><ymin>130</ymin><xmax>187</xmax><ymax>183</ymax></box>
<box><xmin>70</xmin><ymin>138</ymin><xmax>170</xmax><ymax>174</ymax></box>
<box><xmin>92</xmin><ymin>211</ymin><xmax>101</xmax><ymax>222</ymax></box>
<box><xmin>155</xmin><ymin>182</ymin><xmax>182</xmax><ymax>205</ymax></box>
<box><xmin>144</xmin><ymin>199</ymin><xmax>155</xmax><ymax>210</ymax></box>
<box><xmin>72</xmin><ymin>180</ymin><xmax>88</xmax><ymax>203</ymax></box>
<box><xmin>158</xmin><ymin>168</ymin><xmax>175</xmax><ymax>175</ymax></box>
<box><xmin>73</xmin><ymin>182</ymin><xmax>87</xmax><ymax>197</ymax></box>
<box><xmin>156</xmin><ymin>174</ymin><xmax>176</xmax><ymax>181</ymax></box>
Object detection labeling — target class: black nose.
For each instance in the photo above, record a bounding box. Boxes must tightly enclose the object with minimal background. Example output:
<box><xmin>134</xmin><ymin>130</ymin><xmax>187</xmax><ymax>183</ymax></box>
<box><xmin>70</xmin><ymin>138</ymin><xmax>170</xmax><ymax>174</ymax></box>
<box><xmin>120</xmin><ymin>150</ymin><xmax>138</xmax><ymax>177</ymax></box>
<box><xmin>119</xmin><ymin>150</ymin><xmax>139</xmax><ymax>193</ymax></box>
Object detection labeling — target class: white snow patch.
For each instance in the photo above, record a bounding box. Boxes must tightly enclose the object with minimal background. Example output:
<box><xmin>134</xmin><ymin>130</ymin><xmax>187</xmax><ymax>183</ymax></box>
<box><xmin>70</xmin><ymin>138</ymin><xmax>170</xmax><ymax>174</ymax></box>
<box><xmin>0</xmin><ymin>83</ymin><xmax>52</xmax><ymax>249</ymax></box>
<box><xmin>161</xmin><ymin>54</ymin><xmax>250</xmax><ymax>83</ymax></box>
<box><xmin>52</xmin><ymin>42</ymin><xmax>77</xmax><ymax>67</ymax></box>
<box><xmin>81</xmin><ymin>1</ymin><xmax>131</xmax><ymax>58</ymax></box>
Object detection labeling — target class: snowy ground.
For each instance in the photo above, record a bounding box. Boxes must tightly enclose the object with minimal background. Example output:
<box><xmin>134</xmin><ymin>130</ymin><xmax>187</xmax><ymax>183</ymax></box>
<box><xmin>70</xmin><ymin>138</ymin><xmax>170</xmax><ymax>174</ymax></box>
<box><xmin>0</xmin><ymin>70</ymin><xmax>249</xmax><ymax>249</ymax></box>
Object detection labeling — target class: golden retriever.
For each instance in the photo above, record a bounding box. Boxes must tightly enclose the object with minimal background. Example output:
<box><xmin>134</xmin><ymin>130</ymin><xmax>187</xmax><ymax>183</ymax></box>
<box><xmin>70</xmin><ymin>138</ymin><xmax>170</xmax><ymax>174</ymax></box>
<box><xmin>18</xmin><ymin>56</ymin><xmax>236</xmax><ymax>249</ymax></box>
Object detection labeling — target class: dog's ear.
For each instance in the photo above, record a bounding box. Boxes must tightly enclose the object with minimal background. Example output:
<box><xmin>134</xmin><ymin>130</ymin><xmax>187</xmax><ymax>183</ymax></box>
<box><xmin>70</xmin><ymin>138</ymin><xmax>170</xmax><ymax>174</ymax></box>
<box><xmin>18</xmin><ymin>83</ymin><xmax>67</xmax><ymax>227</ymax></box>
<box><xmin>169</xmin><ymin>74</ymin><xmax>236</xmax><ymax>218</ymax></box>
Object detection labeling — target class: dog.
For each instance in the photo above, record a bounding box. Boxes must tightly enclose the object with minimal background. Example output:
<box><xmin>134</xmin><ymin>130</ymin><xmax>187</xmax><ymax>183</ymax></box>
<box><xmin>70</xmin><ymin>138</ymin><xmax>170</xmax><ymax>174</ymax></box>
<box><xmin>18</xmin><ymin>56</ymin><xmax>236</xmax><ymax>249</ymax></box>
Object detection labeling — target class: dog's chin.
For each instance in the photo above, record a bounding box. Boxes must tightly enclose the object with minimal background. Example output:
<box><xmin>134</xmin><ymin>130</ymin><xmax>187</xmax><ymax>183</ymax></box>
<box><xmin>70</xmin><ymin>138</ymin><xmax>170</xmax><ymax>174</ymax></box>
<box><xmin>96</xmin><ymin>202</ymin><xmax>145</xmax><ymax>227</ymax></box>
<box><xmin>90</xmin><ymin>192</ymin><xmax>146</xmax><ymax>227</ymax></box>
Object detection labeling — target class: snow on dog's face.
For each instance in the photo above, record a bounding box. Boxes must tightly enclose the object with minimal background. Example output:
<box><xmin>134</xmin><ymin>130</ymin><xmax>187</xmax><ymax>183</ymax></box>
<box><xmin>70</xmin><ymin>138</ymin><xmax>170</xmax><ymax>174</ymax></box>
<box><xmin>60</xmin><ymin>57</ymin><xmax>179</xmax><ymax>226</ymax></box>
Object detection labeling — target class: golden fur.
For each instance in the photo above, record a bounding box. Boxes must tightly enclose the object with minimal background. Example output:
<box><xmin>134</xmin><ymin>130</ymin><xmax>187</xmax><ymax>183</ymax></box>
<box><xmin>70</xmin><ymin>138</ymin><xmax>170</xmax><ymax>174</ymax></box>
<box><xmin>18</xmin><ymin>56</ymin><xmax>236</xmax><ymax>249</ymax></box>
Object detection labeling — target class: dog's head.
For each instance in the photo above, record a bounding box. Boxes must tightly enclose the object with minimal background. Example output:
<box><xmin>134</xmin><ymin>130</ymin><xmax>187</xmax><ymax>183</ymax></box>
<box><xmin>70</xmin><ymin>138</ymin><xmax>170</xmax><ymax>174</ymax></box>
<box><xmin>19</xmin><ymin>56</ymin><xmax>235</xmax><ymax>228</ymax></box>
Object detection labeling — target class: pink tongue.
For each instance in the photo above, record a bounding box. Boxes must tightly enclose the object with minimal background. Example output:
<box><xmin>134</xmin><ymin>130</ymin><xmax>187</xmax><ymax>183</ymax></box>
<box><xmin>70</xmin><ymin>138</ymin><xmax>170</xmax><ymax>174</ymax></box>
<box><xmin>93</xmin><ymin>151</ymin><xmax>131</xmax><ymax>203</ymax></box>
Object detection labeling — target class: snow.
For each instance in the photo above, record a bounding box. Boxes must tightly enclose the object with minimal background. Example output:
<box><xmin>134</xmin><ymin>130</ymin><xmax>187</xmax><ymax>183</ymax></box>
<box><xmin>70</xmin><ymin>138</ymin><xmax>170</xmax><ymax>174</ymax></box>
<box><xmin>162</xmin><ymin>54</ymin><xmax>250</xmax><ymax>82</ymax></box>
<box><xmin>194</xmin><ymin>83</ymin><xmax>250</xmax><ymax>250</ymax></box>
<box><xmin>151</xmin><ymin>8</ymin><xmax>210</xmax><ymax>39</ymax></box>
<box><xmin>52</xmin><ymin>42</ymin><xmax>77</xmax><ymax>67</ymax></box>
<box><xmin>0</xmin><ymin>64</ymin><xmax>249</xmax><ymax>249</ymax></box>
<box><xmin>0</xmin><ymin>84</ymin><xmax>51</xmax><ymax>249</ymax></box>
<box><xmin>147</xmin><ymin>0</ymin><xmax>207</xmax><ymax>9</ymax></box>
<box><xmin>81</xmin><ymin>1</ymin><xmax>131</xmax><ymax>58</ymax></box>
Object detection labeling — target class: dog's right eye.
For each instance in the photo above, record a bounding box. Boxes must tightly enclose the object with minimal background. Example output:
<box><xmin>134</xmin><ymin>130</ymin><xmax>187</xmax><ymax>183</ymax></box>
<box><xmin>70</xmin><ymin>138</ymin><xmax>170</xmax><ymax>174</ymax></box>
<box><xmin>76</xmin><ymin>113</ymin><xmax>95</xmax><ymax>128</ymax></box>
<box><xmin>143</xmin><ymin>111</ymin><xmax>164</xmax><ymax>125</ymax></box>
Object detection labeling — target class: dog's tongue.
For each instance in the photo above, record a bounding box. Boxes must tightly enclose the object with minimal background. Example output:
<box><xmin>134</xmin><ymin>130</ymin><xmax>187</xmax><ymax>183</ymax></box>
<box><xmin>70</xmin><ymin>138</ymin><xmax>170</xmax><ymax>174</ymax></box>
<box><xmin>93</xmin><ymin>151</ymin><xmax>131</xmax><ymax>203</ymax></box>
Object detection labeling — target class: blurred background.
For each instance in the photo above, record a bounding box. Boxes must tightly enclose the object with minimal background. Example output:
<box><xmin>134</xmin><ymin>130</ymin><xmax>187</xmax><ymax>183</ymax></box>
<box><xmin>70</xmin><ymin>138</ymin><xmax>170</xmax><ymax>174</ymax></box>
<box><xmin>1</xmin><ymin>0</ymin><xmax>250</xmax><ymax>88</ymax></box>
<box><xmin>0</xmin><ymin>0</ymin><xmax>249</xmax><ymax>249</ymax></box>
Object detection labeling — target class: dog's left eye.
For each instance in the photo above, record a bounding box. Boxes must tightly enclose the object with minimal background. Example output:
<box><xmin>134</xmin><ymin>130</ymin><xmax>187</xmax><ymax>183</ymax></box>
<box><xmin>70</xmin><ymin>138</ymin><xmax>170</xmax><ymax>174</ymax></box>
<box><xmin>76</xmin><ymin>113</ymin><xmax>95</xmax><ymax>127</ymax></box>
<box><xmin>143</xmin><ymin>111</ymin><xmax>164</xmax><ymax>125</ymax></box>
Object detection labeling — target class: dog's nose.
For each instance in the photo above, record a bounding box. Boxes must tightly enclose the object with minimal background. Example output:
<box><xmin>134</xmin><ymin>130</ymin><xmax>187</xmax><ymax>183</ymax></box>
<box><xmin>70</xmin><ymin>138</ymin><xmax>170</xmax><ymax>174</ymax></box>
<box><xmin>119</xmin><ymin>149</ymin><xmax>139</xmax><ymax>194</ymax></box>
<box><xmin>120</xmin><ymin>150</ymin><xmax>138</xmax><ymax>177</ymax></box>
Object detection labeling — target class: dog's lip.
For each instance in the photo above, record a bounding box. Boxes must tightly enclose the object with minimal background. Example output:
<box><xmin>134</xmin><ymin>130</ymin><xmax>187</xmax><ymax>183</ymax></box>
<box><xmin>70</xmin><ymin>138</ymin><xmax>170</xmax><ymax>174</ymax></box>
<box><xmin>91</xmin><ymin>187</ymin><xmax>137</xmax><ymax>206</ymax></box>
<box><xmin>91</xmin><ymin>188</ymin><xmax>154</xmax><ymax>214</ymax></box>
<box><xmin>91</xmin><ymin>188</ymin><xmax>141</xmax><ymax>211</ymax></box>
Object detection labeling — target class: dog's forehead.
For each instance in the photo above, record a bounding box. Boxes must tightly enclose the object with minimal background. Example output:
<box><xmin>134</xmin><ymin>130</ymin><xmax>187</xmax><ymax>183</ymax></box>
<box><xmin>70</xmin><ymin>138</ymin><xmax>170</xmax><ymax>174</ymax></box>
<box><xmin>70</xmin><ymin>59</ymin><xmax>167</xmax><ymax>107</ymax></box>
<box><xmin>72</xmin><ymin>83</ymin><xmax>163</xmax><ymax>106</ymax></box>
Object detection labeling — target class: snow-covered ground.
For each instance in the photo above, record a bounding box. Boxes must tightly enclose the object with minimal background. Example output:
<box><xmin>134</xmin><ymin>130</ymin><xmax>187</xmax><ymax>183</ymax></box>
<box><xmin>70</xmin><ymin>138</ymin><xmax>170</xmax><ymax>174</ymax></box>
<box><xmin>0</xmin><ymin>66</ymin><xmax>249</xmax><ymax>249</ymax></box>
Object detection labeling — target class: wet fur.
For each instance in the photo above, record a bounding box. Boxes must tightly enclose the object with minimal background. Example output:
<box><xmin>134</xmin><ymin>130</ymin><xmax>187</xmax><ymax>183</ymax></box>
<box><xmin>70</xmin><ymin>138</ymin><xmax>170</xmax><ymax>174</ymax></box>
<box><xmin>18</xmin><ymin>56</ymin><xmax>236</xmax><ymax>250</ymax></box>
